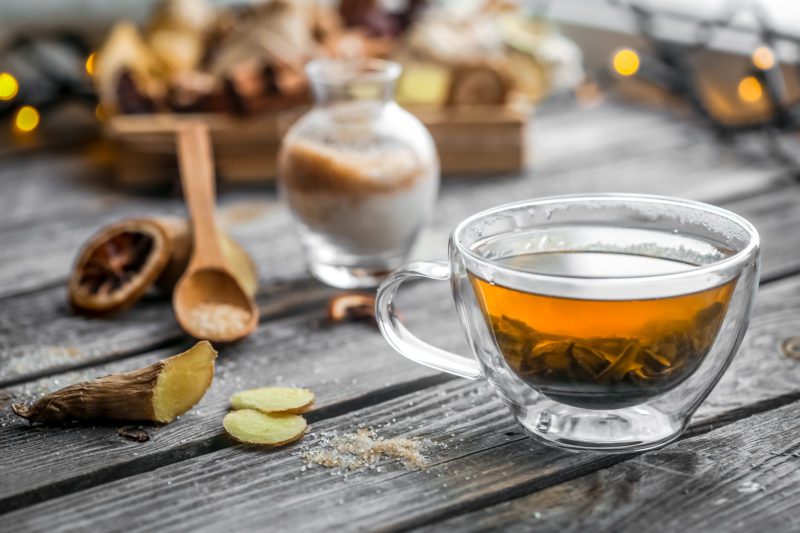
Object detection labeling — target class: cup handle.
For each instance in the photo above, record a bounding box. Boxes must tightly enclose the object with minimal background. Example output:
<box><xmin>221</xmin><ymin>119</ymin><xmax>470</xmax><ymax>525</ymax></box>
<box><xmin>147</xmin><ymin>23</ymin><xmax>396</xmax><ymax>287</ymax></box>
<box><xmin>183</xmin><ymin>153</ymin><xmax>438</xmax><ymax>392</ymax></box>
<box><xmin>376</xmin><ymin>260</ymin><xmax>483</xmax><ymax>380</ymax></box>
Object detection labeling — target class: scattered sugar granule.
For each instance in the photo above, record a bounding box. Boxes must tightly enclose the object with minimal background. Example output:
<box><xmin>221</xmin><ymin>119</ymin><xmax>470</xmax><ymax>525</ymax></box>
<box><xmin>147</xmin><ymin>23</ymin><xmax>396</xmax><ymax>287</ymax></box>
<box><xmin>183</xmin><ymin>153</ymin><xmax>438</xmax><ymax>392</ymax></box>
<box><xmin>299</xmin><ymin>428</ymin><xmax>429</xmax><ymax>471</ymax></box>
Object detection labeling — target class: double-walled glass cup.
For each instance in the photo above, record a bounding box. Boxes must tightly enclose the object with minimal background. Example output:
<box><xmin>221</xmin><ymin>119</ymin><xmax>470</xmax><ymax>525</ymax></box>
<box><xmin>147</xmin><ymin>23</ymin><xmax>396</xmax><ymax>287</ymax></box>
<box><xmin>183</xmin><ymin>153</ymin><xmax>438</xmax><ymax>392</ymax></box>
<box><xmin>376</xmin><ymin>194</ymin><xmax>760</xmax><ymax>452</ymax></box>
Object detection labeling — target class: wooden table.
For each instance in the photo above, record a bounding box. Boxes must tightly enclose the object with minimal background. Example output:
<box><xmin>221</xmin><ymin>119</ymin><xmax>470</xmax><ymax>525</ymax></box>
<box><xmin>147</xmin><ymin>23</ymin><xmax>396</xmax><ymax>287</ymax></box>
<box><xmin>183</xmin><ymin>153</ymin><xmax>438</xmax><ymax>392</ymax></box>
<box><xmin>1</xmin><ymin>101</ymin><xmax>799</xmax><ymax>532</ymax></box>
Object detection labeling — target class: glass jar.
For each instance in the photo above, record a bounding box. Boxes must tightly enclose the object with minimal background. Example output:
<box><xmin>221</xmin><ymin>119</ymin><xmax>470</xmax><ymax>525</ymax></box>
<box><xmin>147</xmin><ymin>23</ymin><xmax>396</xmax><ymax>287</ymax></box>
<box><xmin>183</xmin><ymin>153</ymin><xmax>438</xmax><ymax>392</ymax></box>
<box><xmin>278</xmin><ymin>59</ymin><xmax>440</xmax><ymax>289</ymax></box>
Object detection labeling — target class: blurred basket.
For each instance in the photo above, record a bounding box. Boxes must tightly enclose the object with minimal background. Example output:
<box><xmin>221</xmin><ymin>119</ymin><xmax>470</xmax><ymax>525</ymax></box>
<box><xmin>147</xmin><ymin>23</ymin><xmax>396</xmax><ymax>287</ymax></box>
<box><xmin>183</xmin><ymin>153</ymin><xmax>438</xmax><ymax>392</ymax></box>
<box><xmin>105</xmin><ymin>105</ymin><xmax>528</xmax><ymax>188</ymax></box>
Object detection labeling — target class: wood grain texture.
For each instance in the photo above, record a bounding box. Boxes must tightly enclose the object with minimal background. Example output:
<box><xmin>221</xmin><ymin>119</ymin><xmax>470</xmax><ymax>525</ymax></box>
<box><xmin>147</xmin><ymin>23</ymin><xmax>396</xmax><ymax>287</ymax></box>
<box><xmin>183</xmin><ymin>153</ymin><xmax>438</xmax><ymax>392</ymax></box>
<box><xmin>1</xmin><ymin>101</ymin><xmax>798</xmax><ymax>529</ymax></box>
<box><xmin>0</xmin><ymin>103</ymin><xmax>788</xmax><ymax>299</ymax></box>
<box><xmin>425</xmin><ymin>401</ymin><xmax>800</xmax><ymax>533</ymax></box>
<box><xmin>4</xmin><ymin>342</ymin><xmax>799</xmax><ymax>532</ymax></box>
<box><xmin>1</xmin><ymin>273</ymin><xmax>798</xmax><ymax>524</ymax></box>
<box><xmin>0</xmin><ymin>276</ymin><xmax>467</xmax><ymax>507</ymax></box>
<box><xmin>1</xmin><ymin>105</ymin><xmax>798</xmax><ymax>383</ymax></box>
<box><xmin>3</xmin><ymin>182</ymin><xmax>799</xmax><ymax>385</ymax></box>
<box><xmin>0</xmin><ymin>278</ymin><xmax>334</xmax><ymax>386</ymax></box>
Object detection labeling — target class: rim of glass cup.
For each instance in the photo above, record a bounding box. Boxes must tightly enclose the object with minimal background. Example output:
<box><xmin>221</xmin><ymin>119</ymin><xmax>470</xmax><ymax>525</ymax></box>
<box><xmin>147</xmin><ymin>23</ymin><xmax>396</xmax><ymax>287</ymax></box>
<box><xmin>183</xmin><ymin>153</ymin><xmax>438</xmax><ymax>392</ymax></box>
<box><xmin>453</xmin><ymin>193</ymin><xmax>760</xmax><ymax>291</ymax></box>
<box><xmin>305</xmin><ymin>58</ymin><xmax>402</xmax><ymax>85</ymax></box>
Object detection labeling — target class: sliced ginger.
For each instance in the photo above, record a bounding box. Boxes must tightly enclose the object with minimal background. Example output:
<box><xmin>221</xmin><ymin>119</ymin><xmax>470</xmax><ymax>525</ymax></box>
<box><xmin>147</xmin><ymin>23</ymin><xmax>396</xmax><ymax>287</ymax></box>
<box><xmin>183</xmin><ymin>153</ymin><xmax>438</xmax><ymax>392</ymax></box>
<box><xmin>230</xmin><ymin>387</ymin><xmax>314</xmax><ymax>414</ymax></box>
<box><xmin>223</xmin><ymin>410</ymin><xmax>307</xmax><ymax>445</ymax></box>
<box><xmin>13</xmin><ymin>341</ymin><xmax>216</xmax><ymax>425</ymax></box>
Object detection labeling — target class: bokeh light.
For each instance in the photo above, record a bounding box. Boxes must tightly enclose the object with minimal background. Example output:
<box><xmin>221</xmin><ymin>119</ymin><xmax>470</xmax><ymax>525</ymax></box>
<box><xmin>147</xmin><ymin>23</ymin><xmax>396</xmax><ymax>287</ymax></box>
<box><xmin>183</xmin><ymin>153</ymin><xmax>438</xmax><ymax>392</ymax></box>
<box><xmin>0</xmin><ymin>72</ymin><xmax>19</xmax><ymax>101</ymax></box>
<box><xmin>737</xmin><ymin>76</ymin><xmax>763</xmax><ymax>103</ymax></box>
<box><xmin>752</xmin><ymin>46</ymin><xmax>775</xmax><ymax>70</ymax></box>
<box><xmin>612</xmin><ymin>48</ymin><xmax>640</xmax><ymax>77</ymax></box>
<box><xmin>85</xmin><ymin>52</ymin><xmax>96</xmax><ymax>76</ymax></box>
<box><xmin>15</xmin><ymin>105</ymin><xmax>40</xmax><ymax>133</ymax></box>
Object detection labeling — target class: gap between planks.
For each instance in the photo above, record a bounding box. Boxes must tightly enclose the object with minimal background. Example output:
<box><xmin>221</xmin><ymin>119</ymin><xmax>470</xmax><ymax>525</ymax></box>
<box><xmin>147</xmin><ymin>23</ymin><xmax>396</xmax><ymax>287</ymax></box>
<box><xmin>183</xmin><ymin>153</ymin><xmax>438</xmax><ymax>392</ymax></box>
<box><xmin>0</xmin><ymin>277</ymin><xmax>336</xmax><ymax>389</ymax></box>
<box><xmin>0</xmin><ymin>373</ymin><xmax>456</xmax><ymax>514</ymax></box>
<box><xmin>3</xmin><ymin>267</ymin><xmax>800</xmax><ymax>517</ymax></box>
<box><xmin>2</xmin><ymin>195</ymin><xmax>800</xmax><ymax>512</ymax></box>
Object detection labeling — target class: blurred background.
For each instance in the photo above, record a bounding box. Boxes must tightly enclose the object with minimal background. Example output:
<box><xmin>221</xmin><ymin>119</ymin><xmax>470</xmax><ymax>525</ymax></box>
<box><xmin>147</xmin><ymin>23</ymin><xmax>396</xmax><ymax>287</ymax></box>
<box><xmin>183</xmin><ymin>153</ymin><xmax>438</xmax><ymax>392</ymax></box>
<box><xmin>2</xmin><ymin>0</ymin><xmax>800</xmax><ymax>180</ymax></box>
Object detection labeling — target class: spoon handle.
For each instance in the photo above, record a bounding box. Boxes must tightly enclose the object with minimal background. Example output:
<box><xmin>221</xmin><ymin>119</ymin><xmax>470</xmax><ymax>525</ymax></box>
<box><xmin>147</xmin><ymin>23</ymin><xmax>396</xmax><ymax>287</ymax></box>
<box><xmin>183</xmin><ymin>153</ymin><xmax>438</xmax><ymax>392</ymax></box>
<box><xmin>177</xmin><ymin>122</ymin><xmax>225</xmax><ymax>267</ymax></box>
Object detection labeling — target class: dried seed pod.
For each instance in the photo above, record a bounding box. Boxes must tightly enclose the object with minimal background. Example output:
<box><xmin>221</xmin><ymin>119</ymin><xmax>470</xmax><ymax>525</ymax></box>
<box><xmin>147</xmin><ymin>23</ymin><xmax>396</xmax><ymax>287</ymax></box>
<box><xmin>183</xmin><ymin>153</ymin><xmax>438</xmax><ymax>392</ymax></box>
<box><xmin>68</xmin><ymin>218</ymin><xmax>174</xmax><ymax>315</ymax></box>
<box><xmin>446</xmin><ymin>62</ymin><xmax>511</xmax><ymax>107</ymax></box>
<box><xmin>327</xmin><ymin>292</ymin><xmax>376</xmax><ymax>323</ymax></box>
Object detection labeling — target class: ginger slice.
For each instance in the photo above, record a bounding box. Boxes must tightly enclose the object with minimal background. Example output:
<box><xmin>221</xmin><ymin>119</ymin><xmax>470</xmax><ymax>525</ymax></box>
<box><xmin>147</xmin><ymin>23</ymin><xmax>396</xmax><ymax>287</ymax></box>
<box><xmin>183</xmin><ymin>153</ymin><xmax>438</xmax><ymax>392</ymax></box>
<box><xmin>12</xmin><ymin>341</ymin><xmax>217</xmax><ymax>425</ymax></box>
<box><xmin>230</xmin><ymin>387</ymin><xmax>314</xmax><ymax>414</ymax></box>
<box><xmin>223</xmin><ymin>409</ymin><xmax>307</xmax><ymax>445</ymax></box>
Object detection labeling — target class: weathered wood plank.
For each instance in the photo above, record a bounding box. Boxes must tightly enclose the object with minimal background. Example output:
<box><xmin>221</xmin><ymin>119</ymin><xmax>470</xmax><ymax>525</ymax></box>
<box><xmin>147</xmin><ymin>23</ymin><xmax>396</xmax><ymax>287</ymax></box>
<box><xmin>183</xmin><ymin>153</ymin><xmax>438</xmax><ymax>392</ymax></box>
<box><xmin>3</xmin><ymin>330</ymin><xmax>798</xmax><ymax>532</ymax></box>
<box><xmin>0</xmin><ymin>276</ymin><xmax>468</xmax><ymax>508</ymax></box>
<box><xmin>0</xmin><ymin>102</ymin><xmax>787</xmax><ymax>299</ymax></box>
<box><xmin>426</xmin><ymin>404</ymin><xmax>800</xmax><ymax>533</ymax></box>
<box><xmin>1</xmin><ymin>270</ymin><xmax>798</xmax><ymax>519</ymax></box>
<box><xmin>0</xmin><ymin>277</ymin><xmax>334</xmax><ymax>387</ymax></box>
<box><xmin>0</xmin><ymin>101</ymin><xmax>796</xmax><ymax>528</ymax></box>
<box><xmin>3</xmin><ymin>182</ymin><xmax>799</xmax><ymax>384</ymax></box>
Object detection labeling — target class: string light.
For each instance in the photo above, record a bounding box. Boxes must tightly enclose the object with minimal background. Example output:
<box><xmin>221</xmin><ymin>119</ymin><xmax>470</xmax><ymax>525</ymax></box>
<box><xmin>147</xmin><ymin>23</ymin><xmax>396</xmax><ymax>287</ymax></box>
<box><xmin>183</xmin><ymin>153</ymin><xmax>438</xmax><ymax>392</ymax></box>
<box><xmin>0</xmin><ymin>72</ymin><xmax>19</xmax><ymax>101</ymax></box>
<box><xmin>612</xmin><ymin>48</ymin><xmax>640</xmax><ymax>77</ymax></box>
<box><xmin>752</xmin><ymin>46</ymin><xmax>776</xmax><ymax>70</ymax></box>
<box><xmin>14</xmin><ymin>105</ymin><xmax>40</xmax><ymax>133</ymax></box>
<box><xmin>85</xmin><ymin>52</ymin><xmax>96</xmax><ymax>76</ymax></box>
<box><xmin>737</xmin><ymin>76</ymin><xmax>763</xmax><ymax>103</ymax></box>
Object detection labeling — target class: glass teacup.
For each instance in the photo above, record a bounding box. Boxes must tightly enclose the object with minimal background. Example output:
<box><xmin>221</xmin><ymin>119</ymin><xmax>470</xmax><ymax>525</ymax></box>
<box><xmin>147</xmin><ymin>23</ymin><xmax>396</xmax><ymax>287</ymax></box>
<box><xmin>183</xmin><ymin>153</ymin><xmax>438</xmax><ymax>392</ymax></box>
<box><xmin>376</xmin><ymin>194</ymin><xmax>760</xmax><ymax>452</ymax></box>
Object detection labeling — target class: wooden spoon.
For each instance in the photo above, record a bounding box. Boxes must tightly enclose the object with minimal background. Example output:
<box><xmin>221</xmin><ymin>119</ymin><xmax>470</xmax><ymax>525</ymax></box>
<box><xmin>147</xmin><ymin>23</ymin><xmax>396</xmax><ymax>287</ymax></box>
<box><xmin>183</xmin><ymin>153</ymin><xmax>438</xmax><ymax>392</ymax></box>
<box><xmin>173</xmin><ymin>122</ymin><xmax>258</xmax><ymax>342</ymax></box>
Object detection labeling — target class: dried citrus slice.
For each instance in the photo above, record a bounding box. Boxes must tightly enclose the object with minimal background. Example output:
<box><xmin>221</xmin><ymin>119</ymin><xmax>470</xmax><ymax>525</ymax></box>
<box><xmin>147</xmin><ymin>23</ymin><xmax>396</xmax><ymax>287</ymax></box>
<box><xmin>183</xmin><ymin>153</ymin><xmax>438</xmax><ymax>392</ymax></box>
<box><xmin>68</xmin><ymin>218</ymin><xmax>173</xmax><ymax>315</ymax></box>
<box><xmin>223</xmin><ymin>410</ymin><xmax>307</xmax><ymax>445</ymax></box>
<box><xmin>230</xmin><ymin>387</ymin><xmax>314</xmax><ymax>414</ymax></box>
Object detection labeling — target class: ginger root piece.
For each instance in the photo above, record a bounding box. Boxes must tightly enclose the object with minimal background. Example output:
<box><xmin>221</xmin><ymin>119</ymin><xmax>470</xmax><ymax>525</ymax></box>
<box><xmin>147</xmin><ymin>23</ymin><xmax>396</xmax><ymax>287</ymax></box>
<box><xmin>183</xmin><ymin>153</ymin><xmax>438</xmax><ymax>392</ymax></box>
<box><xmin>230</xmin><ymin>387</ymin><xmax>314</xmax><ymax>414</ymax></box>
<box><xmin>12</xmin><ymin>341</ymin><xmax>217</xmax><ymax>425</ymax></box>
<box><xmin>223</xmin><ymin>409</ymin><xmax>307</xmax><ymax>445</ymax></box>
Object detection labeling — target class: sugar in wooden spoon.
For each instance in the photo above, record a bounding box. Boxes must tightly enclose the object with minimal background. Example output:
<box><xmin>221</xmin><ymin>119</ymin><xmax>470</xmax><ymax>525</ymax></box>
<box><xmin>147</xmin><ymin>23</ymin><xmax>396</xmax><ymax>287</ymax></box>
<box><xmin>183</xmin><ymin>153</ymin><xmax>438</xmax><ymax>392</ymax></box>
<box><xmin>173</xmin><ymin>122</ymin><xmax>258</xmax><ymax>342</ymax></box>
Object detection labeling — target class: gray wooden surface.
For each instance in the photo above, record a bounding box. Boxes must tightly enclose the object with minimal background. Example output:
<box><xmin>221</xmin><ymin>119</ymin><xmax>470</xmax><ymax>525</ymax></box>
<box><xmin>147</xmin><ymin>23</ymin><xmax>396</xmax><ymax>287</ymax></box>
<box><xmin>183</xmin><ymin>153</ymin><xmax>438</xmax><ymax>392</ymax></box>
<box><xmin>0</xmin><ymin>101</ymin><xmax>798</xmax><ymax>532</ymax></box>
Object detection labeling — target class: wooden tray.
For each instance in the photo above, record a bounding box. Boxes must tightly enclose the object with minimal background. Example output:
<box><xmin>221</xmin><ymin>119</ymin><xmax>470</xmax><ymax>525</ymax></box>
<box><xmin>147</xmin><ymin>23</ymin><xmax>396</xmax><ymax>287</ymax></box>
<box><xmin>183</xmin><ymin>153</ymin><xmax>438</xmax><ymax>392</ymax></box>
<box><xmin>106</xmin><ymin>105</ymin><xmax>529</xmax><ymax>188</ymax></box>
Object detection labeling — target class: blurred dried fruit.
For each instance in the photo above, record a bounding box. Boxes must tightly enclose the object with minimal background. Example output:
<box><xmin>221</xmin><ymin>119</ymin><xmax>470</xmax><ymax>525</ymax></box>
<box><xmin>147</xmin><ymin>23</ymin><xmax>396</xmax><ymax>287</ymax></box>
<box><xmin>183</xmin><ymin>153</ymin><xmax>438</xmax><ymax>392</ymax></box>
<box><xmin>95</xmin><ymin>23</ymin><xmax>168</xmax><ymax>115</ymax></box>
<box><xmin>147</xmin><ymin>0</ymin><xmax>216</xmax><ymax>75</ymax></box>
<box><xmin>446</xmin><ymin>63</ymin><xmax>511</xmax><ymax>107</ymax></box>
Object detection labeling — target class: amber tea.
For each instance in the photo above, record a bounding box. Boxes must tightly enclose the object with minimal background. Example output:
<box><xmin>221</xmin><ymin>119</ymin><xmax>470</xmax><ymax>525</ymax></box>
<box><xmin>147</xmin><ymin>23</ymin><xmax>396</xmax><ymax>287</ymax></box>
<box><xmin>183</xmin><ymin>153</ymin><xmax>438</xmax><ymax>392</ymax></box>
<box><xmin>469</xmin><ymin>245</ymin><xmax>735</xmax><ymax>409</ymax></box>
